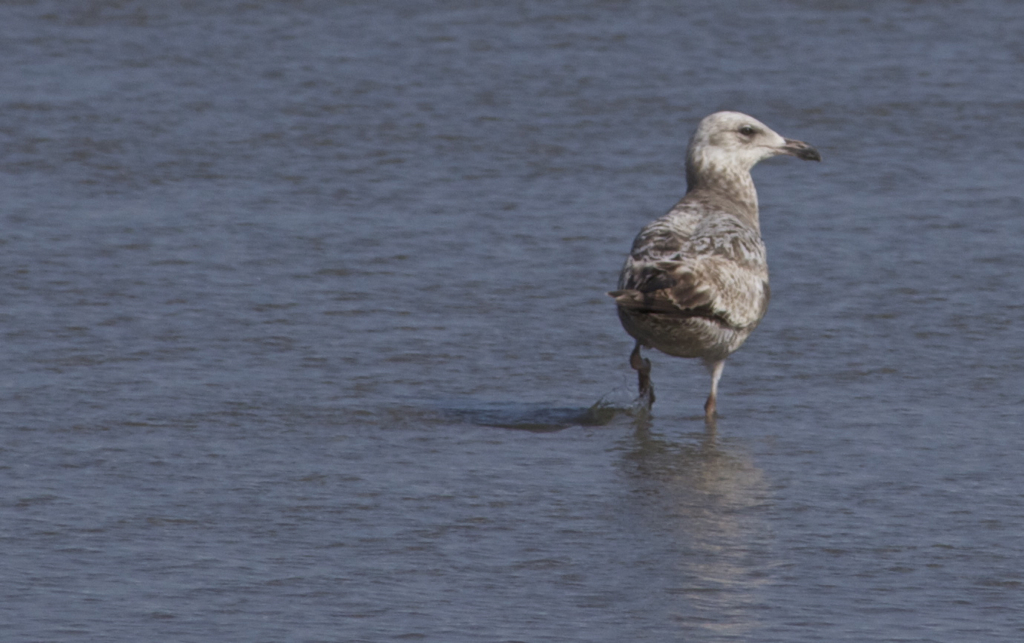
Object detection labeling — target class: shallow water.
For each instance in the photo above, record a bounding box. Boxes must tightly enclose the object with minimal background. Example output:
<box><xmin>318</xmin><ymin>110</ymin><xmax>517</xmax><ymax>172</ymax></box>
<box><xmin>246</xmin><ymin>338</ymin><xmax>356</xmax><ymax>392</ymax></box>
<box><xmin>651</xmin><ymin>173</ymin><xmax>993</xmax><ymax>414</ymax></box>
<box><xmin>2</xmin><ymin>1</ymin><xmax>1024</xmax><ymax>641</ymax></box>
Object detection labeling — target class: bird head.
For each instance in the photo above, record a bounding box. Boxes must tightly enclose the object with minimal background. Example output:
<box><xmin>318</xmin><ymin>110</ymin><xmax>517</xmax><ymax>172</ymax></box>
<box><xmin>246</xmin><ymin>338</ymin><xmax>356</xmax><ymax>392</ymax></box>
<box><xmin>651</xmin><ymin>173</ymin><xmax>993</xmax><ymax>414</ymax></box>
<box><xmin>686</xmin><ymin>111</ymin><xmax>821</xmax><ymax>177</ymax></box>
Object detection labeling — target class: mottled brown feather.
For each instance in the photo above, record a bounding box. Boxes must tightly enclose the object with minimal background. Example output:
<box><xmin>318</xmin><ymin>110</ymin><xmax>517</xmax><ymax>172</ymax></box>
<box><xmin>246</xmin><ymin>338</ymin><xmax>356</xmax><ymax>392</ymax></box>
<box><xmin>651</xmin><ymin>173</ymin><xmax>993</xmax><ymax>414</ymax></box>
<box><xmin>610</xmin><ymin>111</ymin><xmax>818</xmax><ymax>405</ymax></box>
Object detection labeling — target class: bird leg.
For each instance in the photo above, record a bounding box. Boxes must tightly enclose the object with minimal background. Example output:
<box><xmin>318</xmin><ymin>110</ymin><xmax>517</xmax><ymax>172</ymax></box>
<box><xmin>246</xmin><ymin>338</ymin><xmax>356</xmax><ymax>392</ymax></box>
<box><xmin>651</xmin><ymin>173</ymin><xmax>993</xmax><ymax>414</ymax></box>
<box><xmin>629</xmin><ymin>342</ymin><xmax>655</xmax><ymax>407</ymax></box>
<box><xmin>704</xmin><ymin>359</ymin><xmax>726</xmax><ymax>419</ymax></box>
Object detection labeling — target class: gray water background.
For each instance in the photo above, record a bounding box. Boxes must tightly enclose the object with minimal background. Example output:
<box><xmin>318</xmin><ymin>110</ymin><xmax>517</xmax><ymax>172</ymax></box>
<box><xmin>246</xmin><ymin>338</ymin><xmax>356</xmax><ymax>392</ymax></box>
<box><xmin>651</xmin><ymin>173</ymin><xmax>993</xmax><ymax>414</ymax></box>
<box><xmin>2</xmin><ymin>1</ymin><xmax>1024</xmax><ymax>641</ymax></box>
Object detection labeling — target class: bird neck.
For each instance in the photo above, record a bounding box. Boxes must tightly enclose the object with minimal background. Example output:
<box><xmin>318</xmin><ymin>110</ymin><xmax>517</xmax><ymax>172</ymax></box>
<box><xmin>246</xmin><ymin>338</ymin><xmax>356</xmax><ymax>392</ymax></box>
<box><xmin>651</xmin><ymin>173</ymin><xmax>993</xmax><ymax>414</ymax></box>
<box><xmin>685</xmin><ymin>164</ymin><xmax>760</xmax><ymax>229</ymax></box>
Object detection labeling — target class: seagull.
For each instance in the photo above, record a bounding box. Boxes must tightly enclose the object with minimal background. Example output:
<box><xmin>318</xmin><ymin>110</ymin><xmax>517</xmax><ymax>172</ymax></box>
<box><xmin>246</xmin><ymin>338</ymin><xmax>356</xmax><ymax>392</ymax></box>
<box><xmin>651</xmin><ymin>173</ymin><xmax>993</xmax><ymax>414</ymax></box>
<box><xmin>609</xmin><ymin>111</ymin><xmax>820</xmax><ymax>418</ymax></box>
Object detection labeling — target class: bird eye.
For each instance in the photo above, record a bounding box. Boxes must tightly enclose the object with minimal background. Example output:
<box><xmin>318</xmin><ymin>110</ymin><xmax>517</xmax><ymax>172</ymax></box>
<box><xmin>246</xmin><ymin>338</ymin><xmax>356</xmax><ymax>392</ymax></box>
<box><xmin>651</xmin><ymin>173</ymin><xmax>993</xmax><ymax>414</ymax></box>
<box><xmin>738</xmin><ymin>125</ymin><xmax>757</xmax><ymax>136</ymax></box>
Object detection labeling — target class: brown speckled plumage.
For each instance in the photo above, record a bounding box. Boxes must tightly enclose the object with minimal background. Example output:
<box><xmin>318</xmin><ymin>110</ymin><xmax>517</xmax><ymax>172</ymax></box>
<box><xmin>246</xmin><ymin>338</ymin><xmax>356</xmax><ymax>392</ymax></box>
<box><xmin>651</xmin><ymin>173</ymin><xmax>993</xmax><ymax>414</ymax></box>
<box><xmin>609</xmin><ymin>112</ymin><xmax>820</xmax><ymax>418</ymax></box>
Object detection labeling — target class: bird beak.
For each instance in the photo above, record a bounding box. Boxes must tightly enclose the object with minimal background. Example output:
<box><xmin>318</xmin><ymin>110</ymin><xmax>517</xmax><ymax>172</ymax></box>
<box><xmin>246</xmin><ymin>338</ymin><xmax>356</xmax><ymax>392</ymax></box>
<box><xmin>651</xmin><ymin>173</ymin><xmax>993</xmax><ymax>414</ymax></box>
<box><xmin>781</xmin><ymin>138</ymin><xmax>821</xmax><ymax>161</ymax></box>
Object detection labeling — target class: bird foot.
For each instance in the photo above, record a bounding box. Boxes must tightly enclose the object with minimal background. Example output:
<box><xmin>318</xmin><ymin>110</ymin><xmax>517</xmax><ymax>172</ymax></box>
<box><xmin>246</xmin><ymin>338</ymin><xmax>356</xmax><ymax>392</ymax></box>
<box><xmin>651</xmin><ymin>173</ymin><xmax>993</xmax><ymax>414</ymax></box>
<box><xmin>703</xmin><ymin>395</ymin><xmax>716</xmax><ymax>419</ymax></box>
<box><xmin>629</xmin><ymin>345</ymin><xmax>655</xmax><ymax>409</ymax></box>
<box><xmin>638</xmin><ymin>376</ymin><xmax>655</xmax><ymax>409</ymax></box>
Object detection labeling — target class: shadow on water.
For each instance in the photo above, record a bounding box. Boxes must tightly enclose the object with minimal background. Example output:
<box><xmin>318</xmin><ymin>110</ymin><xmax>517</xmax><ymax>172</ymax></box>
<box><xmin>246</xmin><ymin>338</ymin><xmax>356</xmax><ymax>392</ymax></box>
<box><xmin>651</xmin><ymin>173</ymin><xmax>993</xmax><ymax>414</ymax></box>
<box><xmin>432</xmin><ymin>377</ymin><xmax>757</xmax><ymax>434</ymax></box>
<box><xmin>443</xmin><ymin>397</ymin><xmax>638</xmax><ymax>433</ymax></box>
<box><xmin>433</xmin><ymin>385</ymin><xmax>659</xmax><ymax>432</ymax></box>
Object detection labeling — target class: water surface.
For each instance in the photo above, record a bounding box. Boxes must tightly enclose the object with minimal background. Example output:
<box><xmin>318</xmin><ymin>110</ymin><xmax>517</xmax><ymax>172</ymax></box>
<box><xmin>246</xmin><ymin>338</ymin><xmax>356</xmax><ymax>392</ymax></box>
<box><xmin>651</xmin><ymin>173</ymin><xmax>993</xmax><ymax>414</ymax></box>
<box><xmin>2</xmin><ymin>1</ymin><xmax>1024</xmax><ymax>641</ymax></box>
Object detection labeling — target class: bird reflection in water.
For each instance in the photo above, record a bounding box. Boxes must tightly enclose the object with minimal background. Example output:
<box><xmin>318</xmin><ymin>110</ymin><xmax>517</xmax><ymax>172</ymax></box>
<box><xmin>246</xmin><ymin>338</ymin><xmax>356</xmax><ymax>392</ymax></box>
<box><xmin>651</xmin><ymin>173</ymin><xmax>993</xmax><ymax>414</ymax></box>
<box><xmin>617</xmin><ymin>419</ymin><xmax>776</xmax><ymax>638</ymax></box>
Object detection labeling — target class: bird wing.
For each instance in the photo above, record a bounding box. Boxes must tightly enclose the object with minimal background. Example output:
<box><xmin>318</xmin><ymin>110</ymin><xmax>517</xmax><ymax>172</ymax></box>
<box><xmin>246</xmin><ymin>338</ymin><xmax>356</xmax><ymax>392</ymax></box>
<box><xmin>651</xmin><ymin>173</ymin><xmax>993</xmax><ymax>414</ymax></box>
<box><xmin>610</xmin><ymin>213</ymin><xmax>770</xmax><ymax>329</ymax></box>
